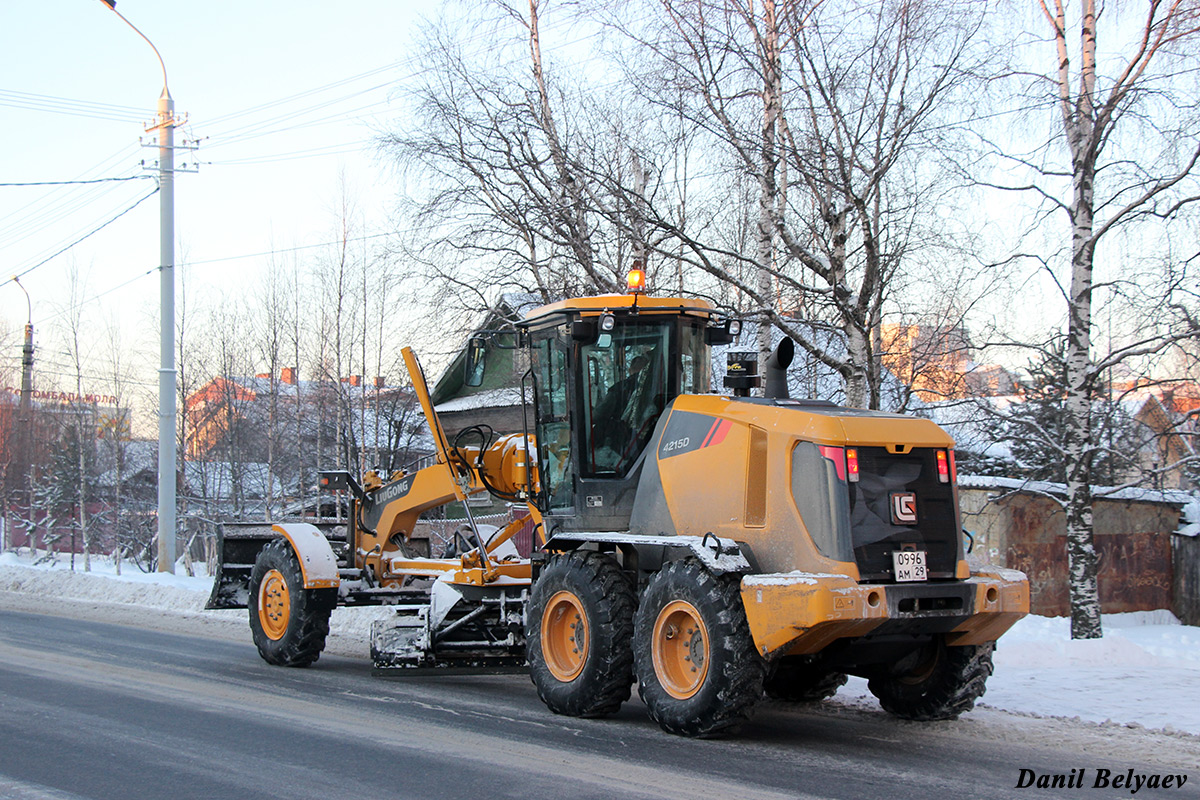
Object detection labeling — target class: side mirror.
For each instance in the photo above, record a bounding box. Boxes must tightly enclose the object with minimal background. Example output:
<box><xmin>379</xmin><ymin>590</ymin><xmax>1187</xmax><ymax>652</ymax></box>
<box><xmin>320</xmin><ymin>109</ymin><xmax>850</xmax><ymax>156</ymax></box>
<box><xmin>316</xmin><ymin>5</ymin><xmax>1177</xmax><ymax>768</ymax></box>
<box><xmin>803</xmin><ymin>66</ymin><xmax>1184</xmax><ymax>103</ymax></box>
<box><xmin>465</xmin><ymin>337</ymin><xmax>486</xmax><ymax>387</ymax></box>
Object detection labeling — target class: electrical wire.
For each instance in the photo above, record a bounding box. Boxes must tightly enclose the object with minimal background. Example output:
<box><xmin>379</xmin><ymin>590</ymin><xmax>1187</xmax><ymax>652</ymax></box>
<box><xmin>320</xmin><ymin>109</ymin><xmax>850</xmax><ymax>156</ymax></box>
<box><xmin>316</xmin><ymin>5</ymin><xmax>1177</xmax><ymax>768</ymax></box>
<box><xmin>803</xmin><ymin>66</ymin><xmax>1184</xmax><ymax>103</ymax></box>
<box><xmin>0</xmin><ymin>143</ymin><xmax>143</xmax><ymax>245</ymax></box>
<box><xmin>206</xmin><ymin>141</ymin><xmax>374</xmax><ymax>166</ymax></box>
<box><xmin>0</xmin><ymin>12</ymin><xmax>603</xmax><ymax>324</ymax></box>
<box><xmin>176</xmin><ymin>231</ymin><xmax>396</xmax><ymax>268</ymax></box>
<box><xmin>196</xmin><ymin>14</ymin><xmax>595</xmax><ymax>162</ymax></box>
<box><xmin>0</xmin><ymin>188</ymin><xmax>158</xmax><ymax>287</ymax></box>
<box><xmin>0</xmin><ymin>89</ymin><xmax>149</xmax><ymax>123</ymax></box>
<box><xmin>23</xmin><ymin>226</ymin><xmax>413</xmax><ymax>329</ymax></box>
<box><xmin>0</xmin><ymin>175</ymin><xmax>153</xmax><ymax>188</ymax></box>
<box><xmin>4</xmin><ymin>181</ymin><xmax>152</xmax><ymax>271</ymax></box>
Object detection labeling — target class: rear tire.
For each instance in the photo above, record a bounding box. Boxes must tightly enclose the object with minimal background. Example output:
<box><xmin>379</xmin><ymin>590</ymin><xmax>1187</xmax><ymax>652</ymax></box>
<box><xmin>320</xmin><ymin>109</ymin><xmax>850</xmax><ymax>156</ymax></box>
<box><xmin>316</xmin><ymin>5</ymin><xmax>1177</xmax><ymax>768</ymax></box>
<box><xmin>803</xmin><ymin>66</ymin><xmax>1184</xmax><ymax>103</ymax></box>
<box><xmin>248</xmin><ymin>538</ymin><xmax>333</xmax><ymax>667</ymax></box>
<box><xmin>633</xmin><ymin>559</ymin><xmax>764</xmax><ymax>737</ymax></box>
<box><xmin>868</xmin><ymin>638</ymin><xmax>994</xmax><ymax>720</ymax></box>
<box><xmin>764</xmin><ymin>658</ymin><xmax>847</xmax><ymax>703</ymax></box>
<box><xmin>527</xmin><ymin>550</ymin><xmax>636</xmax><ymax>717</ymax></box>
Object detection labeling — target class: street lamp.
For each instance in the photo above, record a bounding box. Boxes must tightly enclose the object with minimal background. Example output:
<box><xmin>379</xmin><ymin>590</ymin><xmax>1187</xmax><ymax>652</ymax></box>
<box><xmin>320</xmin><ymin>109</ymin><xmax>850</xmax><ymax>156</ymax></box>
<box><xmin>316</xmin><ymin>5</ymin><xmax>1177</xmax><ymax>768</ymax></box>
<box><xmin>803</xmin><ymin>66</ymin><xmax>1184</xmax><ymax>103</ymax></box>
<box><xmin>98</xmin><ymin>0</ymin><xmax>178</xmax><ymax>573</ymax></box>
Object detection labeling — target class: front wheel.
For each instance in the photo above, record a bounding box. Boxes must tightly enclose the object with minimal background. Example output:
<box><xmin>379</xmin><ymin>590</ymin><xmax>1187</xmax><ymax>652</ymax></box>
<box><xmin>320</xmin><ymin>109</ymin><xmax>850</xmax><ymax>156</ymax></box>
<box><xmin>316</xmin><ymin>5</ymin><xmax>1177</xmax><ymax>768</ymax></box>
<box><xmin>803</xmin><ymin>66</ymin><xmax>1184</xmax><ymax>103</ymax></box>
<box><xmin>633</xmin><ymin>559</ymin><xmax>764</xmax><ymax>737</ymax></box>
<box><xmin>868</xmin><ymin>638</ymin><xmax>994</xmax><ymax>720</ymax></box>
<box><xmin>248</xmin><ymin>538</ymin><xmax>333</xmax><ymax>667</ymax></box>
<box><xmin>526</xmin><ymin>550</ymin><xmax>636</xmax><ymax>717</ymax></box>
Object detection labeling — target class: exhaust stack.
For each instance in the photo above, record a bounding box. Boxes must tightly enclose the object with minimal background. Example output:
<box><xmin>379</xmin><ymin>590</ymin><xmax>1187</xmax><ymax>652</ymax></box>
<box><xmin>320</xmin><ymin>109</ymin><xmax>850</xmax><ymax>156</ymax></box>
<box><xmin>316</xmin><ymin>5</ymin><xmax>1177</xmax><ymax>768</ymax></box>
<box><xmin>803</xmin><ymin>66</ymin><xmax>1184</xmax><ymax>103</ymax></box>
<box><xmin>764</xmin><ymin>338</ymin><xmax>794</xmax><ymax>399</ymax></box>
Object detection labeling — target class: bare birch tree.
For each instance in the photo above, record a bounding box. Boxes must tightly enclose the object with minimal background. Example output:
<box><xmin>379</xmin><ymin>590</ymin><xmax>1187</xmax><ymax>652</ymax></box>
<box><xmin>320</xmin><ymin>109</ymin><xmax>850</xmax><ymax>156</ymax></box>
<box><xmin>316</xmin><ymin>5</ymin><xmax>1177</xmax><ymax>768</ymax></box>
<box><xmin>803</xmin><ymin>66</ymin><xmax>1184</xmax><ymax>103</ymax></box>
<box><xmin>588</xmin><ymin>0</ymin><xmax>995</xmax><ymax>407</ymax></box>
<box><xmin>385</xmin><ymin>0</ymin><xmax>648</xmax><ymax>329</ymax></box>
<box><xmin>977</xmin><ymin>0</ymin><xmax>1200</xmax><ymax>638</ymax></box>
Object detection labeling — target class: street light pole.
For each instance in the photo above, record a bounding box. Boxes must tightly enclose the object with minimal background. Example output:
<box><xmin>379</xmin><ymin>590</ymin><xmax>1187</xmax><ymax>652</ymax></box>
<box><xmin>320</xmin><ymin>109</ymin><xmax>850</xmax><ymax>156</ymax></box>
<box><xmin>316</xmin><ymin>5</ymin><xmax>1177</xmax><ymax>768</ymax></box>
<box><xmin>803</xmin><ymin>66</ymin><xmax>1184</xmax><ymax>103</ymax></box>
<box><xmin>99</xmin><ymin>0</ymin><xmax>177</xmax><ymax>573</ymax></box>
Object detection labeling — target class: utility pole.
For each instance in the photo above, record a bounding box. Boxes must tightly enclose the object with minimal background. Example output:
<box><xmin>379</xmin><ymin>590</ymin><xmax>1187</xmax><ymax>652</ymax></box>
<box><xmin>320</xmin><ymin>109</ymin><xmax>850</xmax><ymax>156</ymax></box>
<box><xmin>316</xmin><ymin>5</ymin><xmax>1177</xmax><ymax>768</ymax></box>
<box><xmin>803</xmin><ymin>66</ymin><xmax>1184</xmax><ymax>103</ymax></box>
<box><xmin>100</xmin><ymin>0</ymin><xmax>178</xmax><ymax>572</ymax></box>
<box><xmin>10</xmin><ymin>277</ymin><xmax>33</xmax><ymax>553</ymax></box>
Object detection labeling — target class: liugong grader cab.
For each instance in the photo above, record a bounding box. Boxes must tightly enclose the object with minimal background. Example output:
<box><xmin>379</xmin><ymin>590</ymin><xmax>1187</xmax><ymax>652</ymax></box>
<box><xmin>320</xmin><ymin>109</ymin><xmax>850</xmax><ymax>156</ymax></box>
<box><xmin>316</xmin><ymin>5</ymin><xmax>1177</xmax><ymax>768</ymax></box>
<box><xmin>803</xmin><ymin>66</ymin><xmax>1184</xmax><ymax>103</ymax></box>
<box><xmin>209</xmin><ymin>276</ymin><xmax>1028</xmax><ymax>737</ymax></box>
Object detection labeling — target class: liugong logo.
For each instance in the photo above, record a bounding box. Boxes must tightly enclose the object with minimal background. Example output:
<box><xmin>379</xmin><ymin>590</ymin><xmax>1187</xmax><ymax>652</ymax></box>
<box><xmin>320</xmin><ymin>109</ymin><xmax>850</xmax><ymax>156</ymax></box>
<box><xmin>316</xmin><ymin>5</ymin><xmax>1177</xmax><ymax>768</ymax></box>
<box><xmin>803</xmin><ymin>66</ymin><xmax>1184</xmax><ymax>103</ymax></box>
<box><xmin>890</xmin><ymin>492</ymin><xmax>917</xmax><ymax>525</ymax></box>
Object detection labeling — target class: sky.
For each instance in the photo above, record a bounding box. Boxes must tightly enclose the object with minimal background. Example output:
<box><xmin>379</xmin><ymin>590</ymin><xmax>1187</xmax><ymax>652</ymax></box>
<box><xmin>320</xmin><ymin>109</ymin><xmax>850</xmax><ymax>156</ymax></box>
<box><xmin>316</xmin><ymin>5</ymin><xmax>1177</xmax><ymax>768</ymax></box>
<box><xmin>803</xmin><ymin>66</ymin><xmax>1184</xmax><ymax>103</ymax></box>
<box><xmin>2</xmin><ymin>2</ymin><xmax>1194</xmax><ymax>422</ymax></box>
<box><xmin>0</xmin><ymin>1</ymin><xmax>433</xmax><ymax>405</ymax></box>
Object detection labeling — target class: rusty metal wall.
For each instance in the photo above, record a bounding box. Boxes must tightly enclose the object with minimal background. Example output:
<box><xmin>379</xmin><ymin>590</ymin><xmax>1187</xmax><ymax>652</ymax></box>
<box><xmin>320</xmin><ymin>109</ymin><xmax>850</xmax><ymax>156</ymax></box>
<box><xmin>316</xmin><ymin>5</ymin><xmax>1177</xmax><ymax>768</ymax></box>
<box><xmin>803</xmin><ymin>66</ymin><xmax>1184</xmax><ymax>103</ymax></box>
<box><xmin>1173</xmin><ymin>534</ymin><xmax>1200</xmax><ymax>626</ymax></box>
<box><xmin>960</xmin><ymin>487</ymin><xmax>1180</xmax><ymax>617</ymax></box>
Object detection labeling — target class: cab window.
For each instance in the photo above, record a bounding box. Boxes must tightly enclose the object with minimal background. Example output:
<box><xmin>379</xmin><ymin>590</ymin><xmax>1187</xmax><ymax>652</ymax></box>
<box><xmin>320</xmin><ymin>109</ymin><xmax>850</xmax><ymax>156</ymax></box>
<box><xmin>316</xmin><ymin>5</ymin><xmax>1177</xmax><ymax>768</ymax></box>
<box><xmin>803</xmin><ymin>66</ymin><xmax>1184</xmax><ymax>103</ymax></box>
<box><xmin>580</xmin><ymin>321</ymin><xmax>671</xmax><ymax>477</ymax></box>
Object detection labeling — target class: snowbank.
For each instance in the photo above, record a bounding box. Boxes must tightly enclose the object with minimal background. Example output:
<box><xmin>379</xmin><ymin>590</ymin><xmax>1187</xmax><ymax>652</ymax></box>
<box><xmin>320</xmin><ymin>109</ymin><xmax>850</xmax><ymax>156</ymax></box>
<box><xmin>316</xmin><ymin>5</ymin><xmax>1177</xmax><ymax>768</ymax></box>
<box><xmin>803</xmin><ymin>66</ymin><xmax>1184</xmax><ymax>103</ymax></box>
<box><xmin>2</xmin><ymin>552</ymin><xmax>1198</xmax><ymax>735</ymax></box>
<box><xmin>0</xmin><ymin>550</ymin><xmax>394</xmax><ymax>650</ymax></box>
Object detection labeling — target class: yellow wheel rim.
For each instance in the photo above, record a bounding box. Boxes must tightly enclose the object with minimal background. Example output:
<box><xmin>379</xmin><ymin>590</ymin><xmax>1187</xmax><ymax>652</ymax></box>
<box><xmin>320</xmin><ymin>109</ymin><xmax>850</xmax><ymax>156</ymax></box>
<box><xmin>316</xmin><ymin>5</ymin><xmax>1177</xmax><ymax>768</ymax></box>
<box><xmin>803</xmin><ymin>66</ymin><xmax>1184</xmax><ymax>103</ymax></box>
<box><xmin>541</xmin><ymin>590</ymin><xmax>588</xmax><ymax>682</ymax></box>
<box><xmin>652</xmin><ymin>600</ymin><xmax>709</xmax><ymax>700</ymax></box>
<box><xmin>258</xmin><ymin>569</ymin><xmax>290</xmax><ymax>641</ymax></box>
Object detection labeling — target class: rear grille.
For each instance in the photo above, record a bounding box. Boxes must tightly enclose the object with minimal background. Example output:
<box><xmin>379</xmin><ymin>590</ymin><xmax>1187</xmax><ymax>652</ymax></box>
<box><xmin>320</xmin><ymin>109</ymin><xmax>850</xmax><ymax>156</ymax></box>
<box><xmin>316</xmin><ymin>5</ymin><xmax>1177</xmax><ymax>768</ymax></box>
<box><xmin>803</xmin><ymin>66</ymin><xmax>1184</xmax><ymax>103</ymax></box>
<box><xmin>849</xmin><ymin>447</ymin><xmax>960</xmax><ymax>581</ymax></box>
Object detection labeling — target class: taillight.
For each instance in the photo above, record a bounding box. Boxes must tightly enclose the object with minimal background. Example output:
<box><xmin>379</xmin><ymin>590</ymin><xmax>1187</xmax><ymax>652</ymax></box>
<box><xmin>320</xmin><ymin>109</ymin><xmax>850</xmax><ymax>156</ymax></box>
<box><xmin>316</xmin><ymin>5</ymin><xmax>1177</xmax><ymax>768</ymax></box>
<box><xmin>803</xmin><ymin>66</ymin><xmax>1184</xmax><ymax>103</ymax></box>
<box><xmin>949</xmin><ymin>449</ymin><xmax>957</xmax><ymax>483</ymax></box>
<box><xmin>818</xmin><ymin>445</ymin><xmax>846</xmax><ymax>481</ymax></box>
<box><xmin>846</xmin><ymin>448</ymin><xmax>860</xmax><ymax>482</ymax></box>
<box><xmin>937</xmin><ymin>450</ymin><xmax>950</xmax><ymax>483</ymax></box>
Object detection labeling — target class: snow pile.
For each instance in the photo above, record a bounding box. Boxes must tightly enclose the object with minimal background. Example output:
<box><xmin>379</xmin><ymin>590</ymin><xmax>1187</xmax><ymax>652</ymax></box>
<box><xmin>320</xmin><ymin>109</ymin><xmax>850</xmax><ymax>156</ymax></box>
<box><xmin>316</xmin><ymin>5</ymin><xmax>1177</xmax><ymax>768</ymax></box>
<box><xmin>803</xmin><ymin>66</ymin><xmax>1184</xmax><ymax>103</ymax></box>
<box><xmin>2</xmin><ymin>551</ymin><xmax>1198</xmax><ymax>735</ymax></box>
<box><xmin>0</xmin><ymin>551</ymin><xmax>215</xmax><ymax>612</ymax></box>
<box><xmin>0</xmin><ymin>550</ymin><xmax>395</xmax><ymax>648</ymax></box>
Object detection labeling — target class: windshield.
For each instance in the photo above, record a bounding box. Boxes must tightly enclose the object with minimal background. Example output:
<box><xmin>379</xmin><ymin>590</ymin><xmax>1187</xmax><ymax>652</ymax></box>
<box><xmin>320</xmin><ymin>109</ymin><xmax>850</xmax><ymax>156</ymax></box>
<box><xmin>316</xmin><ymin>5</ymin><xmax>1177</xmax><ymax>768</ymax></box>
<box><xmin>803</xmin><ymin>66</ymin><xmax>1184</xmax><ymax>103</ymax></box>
<box><xmin>580</xmin><ymin>321</ymin><xmax>672</xmax><ymax>476</ymax></box>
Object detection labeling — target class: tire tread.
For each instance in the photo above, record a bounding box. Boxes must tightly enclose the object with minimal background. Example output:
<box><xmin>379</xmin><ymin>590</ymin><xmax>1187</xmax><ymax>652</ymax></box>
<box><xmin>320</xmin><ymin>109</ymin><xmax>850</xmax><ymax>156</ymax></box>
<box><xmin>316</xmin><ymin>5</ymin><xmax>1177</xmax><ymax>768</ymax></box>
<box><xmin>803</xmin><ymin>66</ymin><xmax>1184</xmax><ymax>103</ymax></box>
<box><xmin>248</xmin><ymin>538</ymin><xmax>332</xmax><ymax>668</ymax></box>
<box><xmin>527</xmin><ymin>550</ymin><xmax>636</xmax><ymax>717</ymax></box>
<box><xmin>868</xmin><ymin>640</ymin><xmax>994</xmax><ymax>721</ymax></box>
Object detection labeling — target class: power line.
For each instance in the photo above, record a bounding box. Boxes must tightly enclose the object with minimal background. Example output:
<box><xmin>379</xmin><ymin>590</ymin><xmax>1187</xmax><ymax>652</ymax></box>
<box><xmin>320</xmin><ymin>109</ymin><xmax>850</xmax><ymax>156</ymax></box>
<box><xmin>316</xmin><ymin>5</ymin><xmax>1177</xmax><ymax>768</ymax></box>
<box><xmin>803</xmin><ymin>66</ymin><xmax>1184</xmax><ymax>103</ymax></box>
<box><xmin>0</xmin><ymin>175</ymin><xmax>153</xmax><ymax>188</ymax></box>
<box><xmin>0</xmin><ymin>144</ymin><xmax>143</xmax><ymax>246</ymax></box>
<box><xmin>178</xmin><ymin>231</ymin><xmax>396</xmax><ymax>267</ymax></box>
<box><xmin>0</xmin><ymin>89</ymin><xmax>148</xmax><ymax>123</ymax></box>
<box><xmin>1</xmin><ymin>180</ymin><xmax>144</xmax><ymax>261</ymax></box>
<box><xmin>1</xmin><ymin>188</ymin><xmax>159</xmax><ymax>286</ymax></box>
<box><xmin>25</xmin><ymin>228</ymin><xmax>408</xmax><ymax>328</ymax></box>
<box><xmin>31</xmin><ymin>268</ymin><xmax>156</xmax><ymax>329</ymax></box>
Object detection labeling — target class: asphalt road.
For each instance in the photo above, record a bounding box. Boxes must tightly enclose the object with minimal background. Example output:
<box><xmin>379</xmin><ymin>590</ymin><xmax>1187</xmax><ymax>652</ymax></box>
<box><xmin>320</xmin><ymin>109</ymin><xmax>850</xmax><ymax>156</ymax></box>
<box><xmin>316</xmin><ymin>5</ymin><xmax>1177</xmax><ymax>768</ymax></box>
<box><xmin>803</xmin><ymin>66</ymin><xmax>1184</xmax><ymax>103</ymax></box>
<box><xmin>0</xmin><ymin>608</ymin><xmax>1196</xmax><ymax>800</ymax></box>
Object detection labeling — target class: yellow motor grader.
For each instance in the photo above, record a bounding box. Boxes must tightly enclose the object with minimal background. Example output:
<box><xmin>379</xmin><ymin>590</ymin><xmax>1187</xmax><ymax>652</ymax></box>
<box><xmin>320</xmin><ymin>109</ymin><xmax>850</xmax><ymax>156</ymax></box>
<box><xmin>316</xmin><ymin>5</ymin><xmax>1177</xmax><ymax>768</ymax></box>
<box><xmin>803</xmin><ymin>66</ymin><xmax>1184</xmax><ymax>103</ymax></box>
<box><xmin>209</xmin><ymin>278</ymin><xmax>1028</xmax><ymax>737</ymax></box>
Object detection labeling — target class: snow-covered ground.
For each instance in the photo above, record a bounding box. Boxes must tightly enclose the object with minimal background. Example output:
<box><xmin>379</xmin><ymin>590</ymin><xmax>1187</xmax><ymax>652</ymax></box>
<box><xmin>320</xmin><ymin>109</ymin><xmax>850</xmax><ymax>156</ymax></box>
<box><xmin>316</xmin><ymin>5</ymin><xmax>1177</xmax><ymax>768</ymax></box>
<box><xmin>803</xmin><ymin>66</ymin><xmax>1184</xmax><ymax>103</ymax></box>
<box><xmin>2</xmin><ymin>550</ymin><xmax>1199</xmax><ymax>736</ymax></box>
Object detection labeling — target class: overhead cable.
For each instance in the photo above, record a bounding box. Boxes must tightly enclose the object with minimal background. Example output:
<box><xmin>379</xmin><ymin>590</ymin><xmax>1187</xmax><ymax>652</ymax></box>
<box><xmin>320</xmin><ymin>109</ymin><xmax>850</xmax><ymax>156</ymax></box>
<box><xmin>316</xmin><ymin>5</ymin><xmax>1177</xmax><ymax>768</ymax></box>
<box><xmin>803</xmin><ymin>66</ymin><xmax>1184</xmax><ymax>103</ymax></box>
<box><xmin>1</xmin><ymin>188</ymin><xmax>159</xmax><ymax>287</ymax></box>
<box><xmin>0</xmin><ymin>175</ymin><xmax>154</xmax><ymax>188</ymax></box>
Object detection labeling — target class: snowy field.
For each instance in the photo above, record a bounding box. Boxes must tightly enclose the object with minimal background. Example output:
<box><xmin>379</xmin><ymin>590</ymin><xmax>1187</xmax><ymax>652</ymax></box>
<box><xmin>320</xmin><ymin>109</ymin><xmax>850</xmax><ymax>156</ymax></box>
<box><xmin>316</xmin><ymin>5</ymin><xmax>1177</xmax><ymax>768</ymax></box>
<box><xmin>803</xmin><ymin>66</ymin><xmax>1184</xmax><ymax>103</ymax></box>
<box><xmin>2</xmin><ymin>550</ymin><xmax>1199</xmax><ymax>737</ymax></box>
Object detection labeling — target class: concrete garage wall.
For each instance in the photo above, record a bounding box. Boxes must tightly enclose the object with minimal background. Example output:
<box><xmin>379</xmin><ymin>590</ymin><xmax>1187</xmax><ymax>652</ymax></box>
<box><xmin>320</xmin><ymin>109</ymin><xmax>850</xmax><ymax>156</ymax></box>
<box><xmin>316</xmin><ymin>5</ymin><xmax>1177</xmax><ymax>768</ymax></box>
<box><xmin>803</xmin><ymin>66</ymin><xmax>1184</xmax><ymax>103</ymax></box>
<box><xmin>959</xmin><ymin>485</ymin><xmax>1179</xmax><ymax>618</ymax></box>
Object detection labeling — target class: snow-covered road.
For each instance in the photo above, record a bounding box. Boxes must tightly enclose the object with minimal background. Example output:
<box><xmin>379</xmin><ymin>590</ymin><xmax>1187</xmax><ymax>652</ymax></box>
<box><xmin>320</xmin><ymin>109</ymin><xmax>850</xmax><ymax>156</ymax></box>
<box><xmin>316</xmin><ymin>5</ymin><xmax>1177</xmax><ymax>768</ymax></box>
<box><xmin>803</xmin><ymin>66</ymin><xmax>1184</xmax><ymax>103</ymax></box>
<box><xmin>3</xmin><ymin>550</ymin><xmax>1199</xmax><ymax>739</ymax></box>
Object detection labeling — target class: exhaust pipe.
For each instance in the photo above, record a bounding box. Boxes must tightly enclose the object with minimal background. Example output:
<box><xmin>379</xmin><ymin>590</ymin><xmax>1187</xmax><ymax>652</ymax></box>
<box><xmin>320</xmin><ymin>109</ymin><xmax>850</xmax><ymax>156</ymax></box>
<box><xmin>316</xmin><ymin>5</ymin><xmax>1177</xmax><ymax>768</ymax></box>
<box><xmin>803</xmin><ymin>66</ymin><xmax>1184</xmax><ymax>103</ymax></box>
<box><xmin>764</xmin><ymin>338</ymin><xmax>794</xmax><ymax>400</ymax></box>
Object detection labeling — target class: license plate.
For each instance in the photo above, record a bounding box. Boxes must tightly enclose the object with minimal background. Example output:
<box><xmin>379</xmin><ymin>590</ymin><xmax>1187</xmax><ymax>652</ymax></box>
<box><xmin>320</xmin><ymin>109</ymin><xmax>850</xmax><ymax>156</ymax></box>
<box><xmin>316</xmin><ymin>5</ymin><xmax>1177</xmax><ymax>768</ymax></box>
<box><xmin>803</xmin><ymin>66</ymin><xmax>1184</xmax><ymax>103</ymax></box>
<box><xmin>892</xmin><ymin>550</ymin><xmax>928</xmax><ymax>582</ymax></box>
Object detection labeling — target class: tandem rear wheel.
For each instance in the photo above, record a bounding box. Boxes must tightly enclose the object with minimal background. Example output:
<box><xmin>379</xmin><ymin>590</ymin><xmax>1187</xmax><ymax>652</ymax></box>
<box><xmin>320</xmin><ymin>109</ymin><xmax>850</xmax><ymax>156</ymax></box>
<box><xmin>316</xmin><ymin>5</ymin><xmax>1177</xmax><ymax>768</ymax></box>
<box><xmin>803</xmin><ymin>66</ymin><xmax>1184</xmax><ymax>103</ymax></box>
<box><xmin>633</xmin><ymin>559</ymin><xmax>765</xmax><ymax>738</ymax></box>
<box><xmin>868</xmin><ymin>637</ymin><xmax>995</xmax><ymax>720</ymax></box>
<box><xmin>526</xmin><ymin>550</ymin><xmax>637</xmax><ymax>717</ymax></box>
<box><xmin>248</xmin><ymin>538</ymin><xmax>334</xmax><ymax>667</ymax></box>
